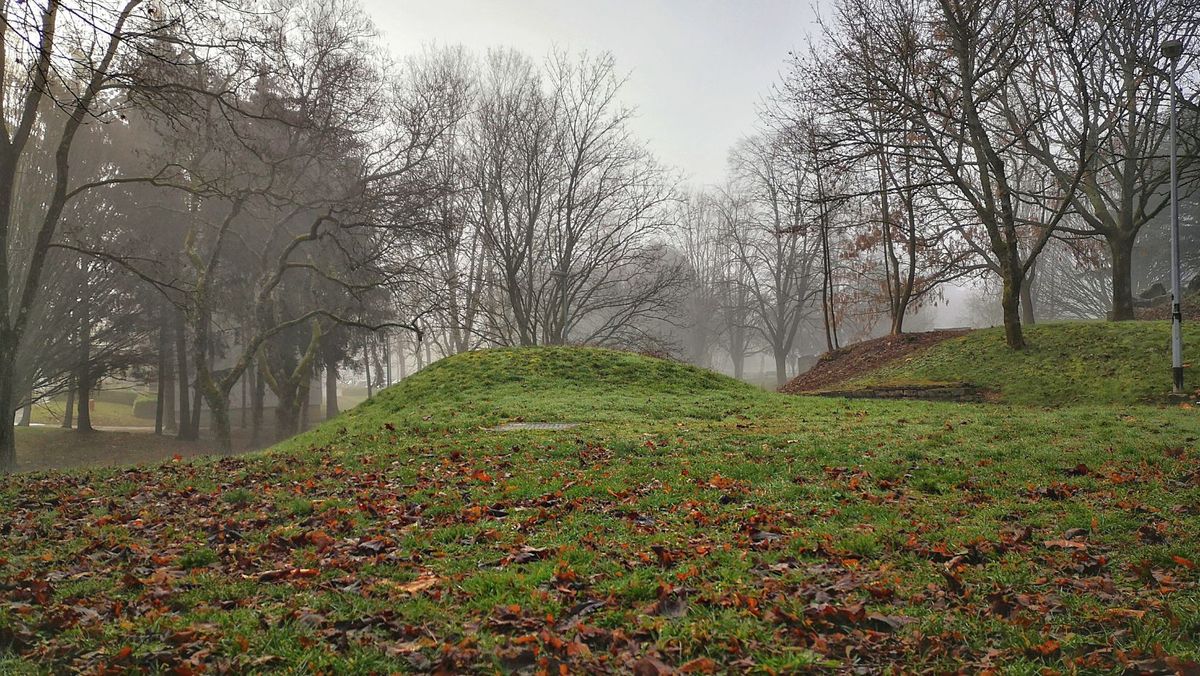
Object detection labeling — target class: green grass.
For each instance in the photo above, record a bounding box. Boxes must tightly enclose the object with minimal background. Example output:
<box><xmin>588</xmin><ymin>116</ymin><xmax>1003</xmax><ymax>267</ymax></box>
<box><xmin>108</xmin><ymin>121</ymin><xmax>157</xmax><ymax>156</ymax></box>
<box><xmin>845</xmin><ymin>320</ymin><xmax>1200</xmax><ymax>405</ymax></box>
<box><xmin>1</xmin><ymin>344</ymin><xmax>1198</xmax><ymax>673</ymax></box>
<box><xmin>28</xmin><ymin>398</ymin><xmax>149</xmax><ymax>427</ymax></box>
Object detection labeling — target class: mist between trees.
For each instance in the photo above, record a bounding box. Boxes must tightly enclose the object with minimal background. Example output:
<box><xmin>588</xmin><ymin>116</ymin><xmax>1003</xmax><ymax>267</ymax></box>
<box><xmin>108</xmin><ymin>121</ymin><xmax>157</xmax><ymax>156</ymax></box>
<box><xmin>0</xmin><ymin>0</ymin><xmax>1197</xmax><ymax>472</ymax></box>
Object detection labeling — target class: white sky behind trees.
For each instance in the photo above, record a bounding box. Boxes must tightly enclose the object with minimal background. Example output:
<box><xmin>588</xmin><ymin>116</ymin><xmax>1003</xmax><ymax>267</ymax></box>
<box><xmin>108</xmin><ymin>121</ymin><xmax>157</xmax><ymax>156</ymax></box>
<box><xmin>360</xmin><ymin>0</ymin><xmax>821</xmax><ymax>186</ymax></box>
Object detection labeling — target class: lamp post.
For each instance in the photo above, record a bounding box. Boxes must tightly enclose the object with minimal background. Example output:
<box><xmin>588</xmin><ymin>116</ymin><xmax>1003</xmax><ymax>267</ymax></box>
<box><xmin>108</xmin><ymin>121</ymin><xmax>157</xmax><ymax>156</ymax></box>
<box><xmin>1162</xmin><ymin>38</ymin><xmax>1184</xmax><ymax>394</ymax></box>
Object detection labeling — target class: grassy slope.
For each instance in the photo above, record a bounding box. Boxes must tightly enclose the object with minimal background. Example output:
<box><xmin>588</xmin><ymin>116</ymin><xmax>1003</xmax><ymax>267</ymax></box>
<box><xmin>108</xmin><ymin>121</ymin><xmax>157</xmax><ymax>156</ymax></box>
<box><xmin>0</xmin><ymin>346</ymin><xmax>1198</xmax><ymax>673</ymax></box>
<box><xmin>28</xmin><ymin>399</ymin><xmax>149</xmax><ymax>428</ymax></box>
<box><xmin>845</xmin><ymin>321</ymin><xmax>1200</xmax><ymax>404</ymax></box>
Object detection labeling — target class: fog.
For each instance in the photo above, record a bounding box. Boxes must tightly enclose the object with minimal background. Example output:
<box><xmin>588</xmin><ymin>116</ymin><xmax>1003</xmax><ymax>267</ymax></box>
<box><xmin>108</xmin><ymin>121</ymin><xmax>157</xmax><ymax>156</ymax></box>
<box><xmin>0</xmin><ymin>0</ymin><xmax>1197</xmax><ymax>469</ymax></box>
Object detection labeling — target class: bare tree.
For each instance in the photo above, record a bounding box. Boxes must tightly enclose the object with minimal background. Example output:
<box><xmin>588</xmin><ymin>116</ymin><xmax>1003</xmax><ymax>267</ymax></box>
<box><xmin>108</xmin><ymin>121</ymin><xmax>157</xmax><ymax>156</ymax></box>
<box><xmin>469</xmin><ymin>49</ymin><xmax>682</xmax><ymax>348</ymax></box>
<box><xmin>815</xmin><ymin>0</ymin><xmax>1099</xmax><ymax>348</ymax></box>
<box><xmin>1011</xmin><ymin>0</ymin><xmax>1199</xmax><ymax>319</ymax></box>
<box><xmin>0</xmin><ymin>0</ymin><xmax>227</xmax><ymax>471</ymax></box>
<box><xmin>727</xmin><ymin>134</ymin><xmax>821</xmax><ymax>386</ymax></box>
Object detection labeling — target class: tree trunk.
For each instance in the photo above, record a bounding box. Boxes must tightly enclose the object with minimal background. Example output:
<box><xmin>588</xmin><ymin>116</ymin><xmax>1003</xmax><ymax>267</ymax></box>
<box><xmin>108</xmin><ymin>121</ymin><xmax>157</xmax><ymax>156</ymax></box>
<box><xmin>189</xmin><ymin>313</ymin><xmax>206</xmax><ymax>439</ymax></box>
<box><xmin>0</xmin><ymin>359</ymin><xmax>15</xmax><ymax>472</ymax></box>
<box><xmin>398</xmin><ymin>334</ymin><xmax>408</xmax><ymax>380</ymax></box>
<box><xmin>240</xmin><ymin>369</ymin><xmax>248</xmax><ymax>429</ymax></box>
<box><xmin>190</xmin><ymin>378</ymin><xmax>202</xmax><ymax>437</ymax></box>
<box><xmin>191</xmin><ymin>316</ymin><xmax>235</xmax><ymax>454</ymax></box>
<box><xmin>1110</xmin><ymin>234</ymin><xmax>1136</xmax><ymax>321</ymax></box>
<box><xmin>245</xmin><ymin>364</ymin><xmax>256</xmax><ymax>431</ymax></box>
<box><xmin>163</xmin><ymin>369</ymin><xmax>175</xmax><ymax>434</ymax></box>
<box><xmin>208</xmin><ymin>396</ymin><xmax>232</xmax><ymax>456</ymax></box>
<box><xmin>1001</xmin><ymin>274</ymin><xmax>1026</xmax><ymax>350</ymax></box>
<box><xmin>774</xmin><ymin>346</ymin><xmax>788</xmax><ymax>388</ymax></box>
<box><xmin>384</xmin><ymin>333</ymin><xmax>392</xmax><ymax>386</ymax></box>
<box><xmin>17</xmin><ymin>399</ymin><xmax>31</xmax><ymax>427</ymax></box>
<box><xmin>76</xmin><ymin>316</ymin><xmax>94</xmax><ymax>433</ymax></box>
<box><xmin>1020</xmin><ymin>283</ymin><xmax>1036</xmax><ymax>325</ymax></box>
<box><xmin>274</xmin><ymin>389</ymin><xmax>300</xmax><ymax>441</ymax></box>
<box><xmin>1019</xmin><ymin>261</ymin><xmax>1036</xmax><ymax>326</ymax></box>
<box><xmin>155</xmin><ymin>311</ymin><xmax>168</xmax><ymax>435</ymax></box>
<box><xmin>163</xmin><ymin>314</ymin><xmax>176</xmax><ymax>432</ymax></box>
<box><xmin>175</xmin><ymin>311</ymin><xmax>194</xmax><ymax>440</ymax></box>
<box><xmin>364</xmin><ymin>338</ymin><xmax>374</xmax><ymax>398</ymax></box>
<box><xmin>62</xmin><ymin>378</ymin><xmax>75</xmax><ymax>430</ymax></box>
<box><xmin>299</xmin><ymin>383</ymin><xmax>311</xmax><ymax>430</ymax></box>
<box><xmin>251</xmin><ymin>358</ymin><xmax>265</xmax><ymax>446</ymax></box>
<box><xmin>326</xmin><ymin>360</ymin><xmax>339</xmax><ymax>419</ymax></box>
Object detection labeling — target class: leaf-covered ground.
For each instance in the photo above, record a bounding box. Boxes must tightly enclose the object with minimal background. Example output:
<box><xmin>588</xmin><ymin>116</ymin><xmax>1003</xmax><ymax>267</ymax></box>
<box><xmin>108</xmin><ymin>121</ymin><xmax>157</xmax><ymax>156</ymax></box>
<box><xmin>2</xmin><ymin>346</ymin><xmax>1199</xmax><ymax>674</ymax></box>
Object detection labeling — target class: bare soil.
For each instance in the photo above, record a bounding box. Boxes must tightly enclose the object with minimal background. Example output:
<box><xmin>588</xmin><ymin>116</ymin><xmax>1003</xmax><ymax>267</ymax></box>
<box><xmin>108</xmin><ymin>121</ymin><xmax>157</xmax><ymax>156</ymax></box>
<box><xmin>1134</xmin><ymin>294</ymin><xmax>1200</xmax><ymax>321</ymax></box>
<box><xmin>780</xmin><ymin>329</ymin><xmax>972</xmax><ymax>393</ymax></box>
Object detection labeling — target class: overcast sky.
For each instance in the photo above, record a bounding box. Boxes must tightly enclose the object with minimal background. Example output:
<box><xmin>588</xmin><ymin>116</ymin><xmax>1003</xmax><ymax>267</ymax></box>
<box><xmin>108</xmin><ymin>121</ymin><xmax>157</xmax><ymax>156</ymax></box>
<box><xmin>360</xmin><ymin>0</ymin><xmax>822</xmax><ymax>187</ymax></box>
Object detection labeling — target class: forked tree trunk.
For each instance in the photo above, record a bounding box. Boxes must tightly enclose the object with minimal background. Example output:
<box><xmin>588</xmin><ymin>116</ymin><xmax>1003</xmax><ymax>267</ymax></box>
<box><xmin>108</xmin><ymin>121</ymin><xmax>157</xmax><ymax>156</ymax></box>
<box><xmin>274</xmin><ymin>387</ymin><xmax>301</xmax><ymax>441</ymax></box>
<box><xmin>207</xmin><ymin>395</ymin><xmax>231</xmax><ymax>455</ymax></box>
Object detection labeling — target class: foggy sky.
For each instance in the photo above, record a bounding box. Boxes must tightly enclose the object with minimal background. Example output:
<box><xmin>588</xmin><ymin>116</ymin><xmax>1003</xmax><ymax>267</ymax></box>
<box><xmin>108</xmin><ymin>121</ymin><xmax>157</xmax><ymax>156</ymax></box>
<box><xmin>360</xmin><ymin>0</ymin><xmax>821</xmax><ymax>187</ymax></box>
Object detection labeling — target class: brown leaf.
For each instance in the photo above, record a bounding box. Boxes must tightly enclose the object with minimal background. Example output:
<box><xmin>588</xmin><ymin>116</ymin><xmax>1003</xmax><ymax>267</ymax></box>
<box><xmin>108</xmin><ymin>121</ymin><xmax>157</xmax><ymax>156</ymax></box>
<box><xmin>1105</xmin><ymin>608</ymin><xmax>1146</xmax><ymax>620</ymax></box>
<box><xmin>254</xmin><ymin>568</ymin><xmax>320</xmax><ymax>582</ymax></box>
<box><xmin>1043</xmin><ymin>539</ymin><xmax>1088</xmax><ymax>551</ymax></box>
<box><xmin>393</xmin><ymin>570</ymin><xmax>439</xmax><ymax>594</ymax></box>
<box><xmin>1025</xmin><ymin>638</ymin><xmax>1060</xmax><ymax>658</ymax></box>
<box><xmin>632</xmin><ymin>656</ymin><xmax>675</xmax><ymax>675</ymax></box>
<box><xmin>679</xmin><ymin>657</ymin><xmax>718</xmax><ymax>673</ymax></box>
<box><xmin>305</xmin><ymin>530</ymin><xmax>335</xmax><ymax>551</ymax></box>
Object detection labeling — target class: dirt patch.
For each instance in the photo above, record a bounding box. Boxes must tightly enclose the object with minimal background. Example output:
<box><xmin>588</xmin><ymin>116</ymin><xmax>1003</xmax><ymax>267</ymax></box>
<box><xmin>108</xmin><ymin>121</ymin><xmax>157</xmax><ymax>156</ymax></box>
<box><xmin>488</xmin><ymin>422</ymin><xmax>581</xmax><ymax>432</ymax></box>
<box><xmin>1134</xmin><ymin>294</ymin><xmax>1200</xmax><ymax>321</ymax></box>
<box><xmin>817</xmin><ymin>382</ymin><xmax>984</xmax><ymax>402</ymax></box>
<box><xmin>780</xmin><ymin>329</ymin><xmax>972</xmax><ymax>394</ymax></box>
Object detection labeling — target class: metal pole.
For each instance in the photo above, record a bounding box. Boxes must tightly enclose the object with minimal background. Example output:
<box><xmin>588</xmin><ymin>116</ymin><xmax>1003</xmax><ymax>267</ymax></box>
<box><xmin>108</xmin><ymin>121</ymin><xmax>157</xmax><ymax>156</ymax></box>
<box><xmin>1168</xmin><ymin>49</ymin><xmax>1184</xmax><ymax>393</ymax></box>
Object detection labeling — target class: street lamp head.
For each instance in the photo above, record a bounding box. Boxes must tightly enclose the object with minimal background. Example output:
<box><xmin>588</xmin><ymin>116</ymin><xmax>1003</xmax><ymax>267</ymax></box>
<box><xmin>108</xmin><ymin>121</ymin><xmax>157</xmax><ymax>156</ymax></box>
<box><xmin>1162</xmin><ymin>39</ymin><xmax>1184</xmax><ymax>60</ymax></box>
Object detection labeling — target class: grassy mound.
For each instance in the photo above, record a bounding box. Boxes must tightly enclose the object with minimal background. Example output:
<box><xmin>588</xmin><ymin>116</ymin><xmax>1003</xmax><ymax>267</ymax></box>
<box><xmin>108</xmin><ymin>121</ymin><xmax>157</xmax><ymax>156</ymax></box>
<box><xmin>310</xmin><ymin>346</ymin><xmax>763</xmax><ymax>438</ymax></box>
<box><xmin>2</xmin><ymin>346</ymin><xmax>1199</xmax><ymax>673</ymax></box>
<box><xmin>367</xmin><ymin>346</ymin><xmax>752</xmax><ymax>405</ymax></box>
<box><xmin>843</xmin><ymin>321</ymin><xmax>1200</xmax><ymax>405</ymax></box>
